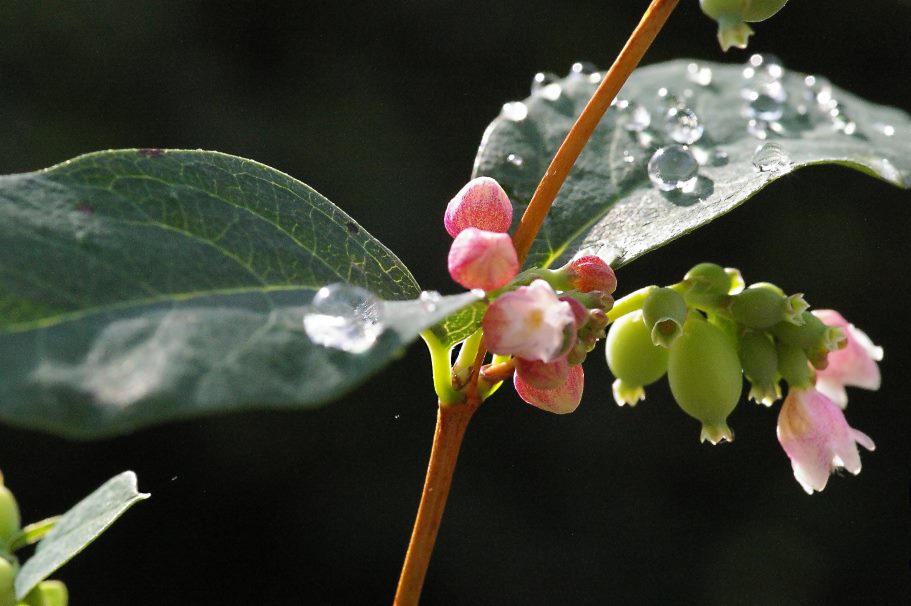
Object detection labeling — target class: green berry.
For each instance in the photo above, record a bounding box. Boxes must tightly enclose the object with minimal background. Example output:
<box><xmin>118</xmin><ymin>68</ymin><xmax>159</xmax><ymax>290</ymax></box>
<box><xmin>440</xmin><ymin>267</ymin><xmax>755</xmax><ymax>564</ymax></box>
<box><xmin>0</xmin><ymin>557</ymin><xmax>16</xmax><ymax>606</ymax></box>
<box><xmin>738</xmin><ymin>330</ymin><xmax>780</xmax><ymax>405</ymax></box>
<box><xmin>605</xmin><ymin>311</ymin><xmax>669</xmax><ymax>406</ymax></box>
<box><xmin>641</xmin><ymin>287</ymin><xmax>688</xmax><ymax>348</ymax></box>
<box><xmin>24</xmin><ymin>580</ymin><xmax>69</xmax><ymax>606</ymax></box>
<box><xmin>777</xmin><ymin>343</ymin><xmax>812</xmax><ymax>387</ymax></box>
<box><xmin>0</xmin><ymin>486</ymin><xmax>20</xmax><ymax>546</ymax></box>
<box><xmin>668</xmin><ymin>316</ymin><xmax>743</xmax><ymax>444</ymax></box>
<box><xmin>730</xmin><ymin>286</ymin><xmax>787</xmax><ymax>329</ymax></box>
<box><xmin>684</xmin><ymin>263</ymin><xmax>731</xmax><ymax>295</ymax></box>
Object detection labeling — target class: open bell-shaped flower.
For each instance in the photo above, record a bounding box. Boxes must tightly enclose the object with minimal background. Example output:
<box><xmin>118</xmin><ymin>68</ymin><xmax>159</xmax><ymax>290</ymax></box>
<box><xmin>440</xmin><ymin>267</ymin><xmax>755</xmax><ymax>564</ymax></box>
<box><xmin>483</xmin><ymin>279</ymin><xmax>576</xmax><ymax>363</ymax></box>
<box><xmin>811</xmin><ymin>310</ymin><xmax>883</xmax><ymax>408</ymax></box>
<box><xmin>776</xmin><ymin>385</ymin><xmax>875</xmax><ymax>494</ymax></box>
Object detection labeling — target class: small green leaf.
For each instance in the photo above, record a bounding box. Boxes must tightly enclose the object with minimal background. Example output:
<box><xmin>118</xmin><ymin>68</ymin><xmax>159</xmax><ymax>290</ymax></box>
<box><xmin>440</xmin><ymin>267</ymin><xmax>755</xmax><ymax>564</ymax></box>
<box><xmin>14</xmin><ymin>471</ymin><xmax>148</xmax><ymax>600</ymax></box>
<box><xmin>0</xmin><ymin>150</ymin><xmax>482</xmax><ymax>437</ymax></box>
<box><xmin>475</xmin><ymin>59</ymin><xmax>911</xmax><ymax>270</ymax></box>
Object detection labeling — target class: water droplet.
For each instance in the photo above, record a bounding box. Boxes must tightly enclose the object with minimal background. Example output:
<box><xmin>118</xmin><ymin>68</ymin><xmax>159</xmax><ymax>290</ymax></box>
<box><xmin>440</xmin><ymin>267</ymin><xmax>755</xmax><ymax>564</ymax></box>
<box><xmin>537</xmin><ymin>83</ymin><xmax>562</xmax><ymax>101</ymax></box>
<box><xmin>746</xmin><ymin>88</ymin><xmax>786</xmax><ymax>122</ymax></box>
<box><xmin>710</xmin><ymin>149</ymin><xmax>729</xmax><ymax>167</ymax></box>
<box><xmin>829</xmin><ymin>107</ymin><xmax>857</xmax><ymax>135</ymax></box>
<box><xmin>506</xmin><ymin>153</ymin><xmax>524</xmax><ymax>167</ymax></box>
<box><xmin>875</xmin><ymin>123</ymin><xmax>896</xmax><ymax>137</ymax></box>
<box><xmin>686</xmin><ymin>62</ymin><xmax>713</xmax><ymax>86</ymax></box>
<box><xmin>303</xmin><ymin>284</ymin><xmax>385</xmax><ymax>353</ymax></box>
<box><xmin>569</xmin><ymin>61</ymin><xmax>598</xmax><ymax>76</ymax></box>
<box><xmin>743</xmin><ymin>53</ymin><xmax>784</xmax><ymax>82</ymax></box>
<box><xmin>501</xmin><ymin>101</ymin><xmax>528</xmax><ymax>122</ymax></box>
<box><xmin>656</xmin><ymin>87</ymin><xmax>683</xmax><ymax>110</ymax></box>
<box><xmin>531</xmin><ymin>71</ymin><xmax>559</xmax><ymax>94</ymax></box>
<box><xmin>665</xmin><ymin>106</ymin><xmax>704</xmax><ymax>145</ymax></box>
<box><xmin>419</xmin><ymin>290</ymin><xmax>442</xmax><ymax>312</ymax></box>
<box><xmin>747</xmin><ymin>119</ymin><xmax>768</xmax><ymax>140</ymax></box>
<box><xmin>394</xmin><ymin>414</ymin><xmax>401</xmax><ymax>420</ymax></box>
<box><xmin>751</xmin><ymin>142</ymin><xmax>791</xmax><ymax>173</ymax></box>
<box><xmin>615</xmin><ymin>99</ymin><xmax>651</xmax><ymax>132</ymax></box>
<box><xmin>621</xmin><ymin>149</ymin><xmax>636</xmax><ymax>164</ymax></box>
<box><xmin>647</xmin><ymin>145</ymin><xmax>699</xmax><ymax>192</ymax></box>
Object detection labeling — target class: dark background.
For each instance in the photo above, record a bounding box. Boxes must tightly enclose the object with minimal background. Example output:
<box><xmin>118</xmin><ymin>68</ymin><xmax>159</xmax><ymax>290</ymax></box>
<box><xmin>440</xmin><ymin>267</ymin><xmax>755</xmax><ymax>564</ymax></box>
<box><xmin>1</xmin><ymin>1</ymin><xmax>910</xmax><ymax>604</ymax></box>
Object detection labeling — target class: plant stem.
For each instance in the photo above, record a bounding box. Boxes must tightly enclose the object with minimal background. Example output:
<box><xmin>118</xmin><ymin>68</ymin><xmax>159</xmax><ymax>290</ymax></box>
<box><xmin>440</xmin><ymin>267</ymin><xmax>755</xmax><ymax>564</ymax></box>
<box><xmin>511</xmin><ymin>0</ymin><xmax>680</xmax><ymax>265</ymax></box>
<box><xmin>397</xmin><ymin>2</ymin><xmax>679</xmax><ymax>602</ymax></box>
<box><xmin>394</xmin><ymin>397</ymin><xmax>479</xmax><ymax>606</ymax></box>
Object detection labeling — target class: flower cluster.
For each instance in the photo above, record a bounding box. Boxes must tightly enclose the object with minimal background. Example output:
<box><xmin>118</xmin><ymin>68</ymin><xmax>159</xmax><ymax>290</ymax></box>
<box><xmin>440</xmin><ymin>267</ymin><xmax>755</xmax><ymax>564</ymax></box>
<box><xmin>604</xmin><ymin>263</ymin><xmax>882</xmax><ymax>494</ymax></box>
<box><xmin>443</xmin><ymin>177</ymin><xmax>616</xmax><ymax>413</ymax></box>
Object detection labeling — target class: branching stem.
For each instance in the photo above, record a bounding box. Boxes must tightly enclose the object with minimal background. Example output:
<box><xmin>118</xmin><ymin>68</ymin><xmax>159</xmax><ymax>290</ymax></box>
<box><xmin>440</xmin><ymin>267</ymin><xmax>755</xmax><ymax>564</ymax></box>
<box><xmin>396</xmin><ymin>2</ymin><xmax>679</xmax><ymax>603</ymax></box>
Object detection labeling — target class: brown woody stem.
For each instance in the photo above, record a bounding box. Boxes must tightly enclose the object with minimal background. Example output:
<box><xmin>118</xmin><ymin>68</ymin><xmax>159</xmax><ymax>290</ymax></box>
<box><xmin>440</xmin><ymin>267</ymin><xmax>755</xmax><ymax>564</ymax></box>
<box><xmin>511</xmin><ymin>0</ymin><xmax>680</xmax><ymax>265</ymax></box>
<box><xmin>395</xmin><ymin>1</ymin><xmax>679</xmax><ymax>603</ymax></box>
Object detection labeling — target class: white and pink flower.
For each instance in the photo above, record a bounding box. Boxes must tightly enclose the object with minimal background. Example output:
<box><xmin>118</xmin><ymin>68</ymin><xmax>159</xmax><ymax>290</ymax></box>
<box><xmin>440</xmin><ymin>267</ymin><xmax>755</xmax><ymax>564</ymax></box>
<box><xmin>812</xmin><ymin>309</ymin><xmax>883</xmax><ymax>407</ymax></box>
<box><xmin>447</xmin><ymin>227</ymin><xmax>519</xmax><ymax>291</ymax></box>
<box><xmin>776</xmin><ymin>386</ymin><xmax>875</xmax><ymax>494</ymax></box>
<box><xmin>483</xmin><ymin>279</ymin><xmax>576</xmax><ymax>362</ymax></box>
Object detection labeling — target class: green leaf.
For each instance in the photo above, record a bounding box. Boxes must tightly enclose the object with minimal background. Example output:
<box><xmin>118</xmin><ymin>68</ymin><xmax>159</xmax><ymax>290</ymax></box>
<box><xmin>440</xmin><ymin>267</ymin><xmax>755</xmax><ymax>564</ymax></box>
<box><xmin>14</xmin><ymin>471</ymin><xmax>148</xmax><ymax>600</ymax></box>
<box><xmin>0</xmin><ymin>150</ymin><xmax>480</xmax><ymax>437</ymax></box>
<box><xmin>7</xmin><ymin>517</ymin><xmax>60</xmax><ymax>553</ymax></box>
<box><xmin>474</xmin><ymin>59</ymin><xmax>911</xmax><ymax>270</ymax></box>
<box><xmin>428</xmin><ymin>301</ymin><xmax>487</xmax><ymax>350</ymax></box>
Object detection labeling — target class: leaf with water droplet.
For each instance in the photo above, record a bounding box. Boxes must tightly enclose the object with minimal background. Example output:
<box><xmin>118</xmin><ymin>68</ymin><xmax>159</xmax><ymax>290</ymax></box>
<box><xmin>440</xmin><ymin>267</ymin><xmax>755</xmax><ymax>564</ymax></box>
<box><xmin>474</xmin><ymin>59</ymin><xmax>911</xmax><ymax>270</ymax></box>
<box><xmin>0</xmin><ymin>150</ymin><xmax>481</xmax><ymax>437</ymax></box>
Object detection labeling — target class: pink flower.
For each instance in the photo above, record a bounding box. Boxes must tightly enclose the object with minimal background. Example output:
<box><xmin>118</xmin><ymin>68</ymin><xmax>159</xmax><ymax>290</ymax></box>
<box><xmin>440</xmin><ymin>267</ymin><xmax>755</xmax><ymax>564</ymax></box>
<box><xmin>776</xmin><ymin>386</ymin><xmax>875</xmax><ymax>494</ymax></box>
<box><xmin>812</xmin><ymin>309</ymin><xmax>883</xmax><ymax>407</ymax></box>
<box><xmin>447</xmin><ymin>228</ymin><xmax>519</xmax><ymax>291</ymax></box>
<box><xmin>566</xmin><ymin>256</ymin><xmax>617</xmax><ymax>294</ymax></box>
<box><xmin>514</xmin><ymin>364</ymin><xmax>584</xmax><ymax>414</ymax></box>
<box><xmin>483</xmin><ymin>279</ymin><xmax>576</xmax><ymax>362</ymax></box>
<box><xmin>444</xmin><ymin>176</ymin><xmax>513</xmax><ymax>237</ymax></box>
<box><xmin>514</xmin><ymin>356</ymin><xmax>569</xmax><ymax>390</ymax></box>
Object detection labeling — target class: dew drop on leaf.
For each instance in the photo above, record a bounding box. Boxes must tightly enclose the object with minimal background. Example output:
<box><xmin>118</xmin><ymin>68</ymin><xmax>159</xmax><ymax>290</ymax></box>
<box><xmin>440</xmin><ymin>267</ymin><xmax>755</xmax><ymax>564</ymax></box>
<box><xmin>615</xmin><ymin>99</ymin><xmax>651</xmax><ymax>132</ymax></box>
<box><xmin>501</xmin><ymin>101</ymin><xmax>528</xmax><ymax>122</ymax></box>
<box><xmin>751</xmin><ymin>142</ymin><xmax>791</xmax><ymax>173</ymax></box>
<box><xmin>303</xmin><ymin>283</ymin><xmax>385</xmax><ymax>353</ymax></box>
<box><xmin>531</xmin><ymin>71</ymin><xmax>559</xmax><ymax>94</ymax></box>
<box><xmin>569</xmin><ymin>61</ymin><xmax>598</xmax><ymax>76</ymax></box>
<box><xmin>506</xmin><ymin>153</ymin><xmax>524</xmax><ymax>167</ymax></box>
<box><xmin>647</xmin><ymin>145</ymin><xmax>699</xmax><ymax>192</ymax></box>
<box><xmin>686</xmin><ymin>62</ymin><xmax>713</xmax><ymax>87</ymax></box>
<box><xmin>665</xmin><ymin>106</ymin><xmax>704</xmax><ymax>145</ymax></box>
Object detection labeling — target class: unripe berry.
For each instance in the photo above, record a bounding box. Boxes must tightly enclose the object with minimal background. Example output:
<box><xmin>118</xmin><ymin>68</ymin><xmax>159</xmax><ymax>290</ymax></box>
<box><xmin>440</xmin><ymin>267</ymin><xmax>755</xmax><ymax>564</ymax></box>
<box><xmin>514</xmin><ymin>364</ymin><xmax>584</xmax><ymax>414</ymax></box>
<box><xmin>24</xmin><ymin>580</ymin><xmax>69</xmax><ymax>606</ymax></box>
<box><xmin>641</xmin><ymin>287</ymin><xmax>687</xmax><ymax>348</ymax></box>
<box><xmin>730</xmin><ymin>285</ymin><xmax>787</xmax><ymax>329</ymax></box>
<box><xmin>605</xmin><ymin>311</ymin><xmax>669</xmax><ymax>406</ymax></box>
<box><xmin>777</xmin><ymin>343</ymin><xmax>812</xmax><ymax>387</ymax></box>
<box><xmin>0</xmin><ymin>557</ymin><xmax>16</xmax><ymax>606</ymax></box>
<box><xmin>0</xmin><ymin>485</ymin><xmax>20</xmax><ymax>546</ymax></box>
<box><xmin>668</xmin><ymin>316</ymin><xmax>743</xmax><ymax>444</ymax></box>
<box><xmin>447</xmin><ymin>228</ymin><xmax>519</xmax><ymax>291</ymax></box>
<box><xmin>444</xmin><ymin>176</ymin><xmax>513</xmax><ymax>237</ymax></box>
<box><xmin>700</xmin><ymin>0</ymin><xmax>788</xmax><ymax>51</ymax></box>
<box><xmin>684</xmin><ymin>263</ymin><xmax>731</xmax><ymax>295</ymax></box>
<box><xmin>738</xmin><ymin>330</ymin><xmax>780</xmax><ymax>405</ymax></box>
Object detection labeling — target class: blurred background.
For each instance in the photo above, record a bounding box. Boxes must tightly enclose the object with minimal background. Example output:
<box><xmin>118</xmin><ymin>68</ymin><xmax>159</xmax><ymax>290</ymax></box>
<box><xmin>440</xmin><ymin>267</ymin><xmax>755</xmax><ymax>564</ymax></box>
<box><xmin>1</xmin><ymin>1</ymin><xmax>909</xmax><ymax>603</ymax></box>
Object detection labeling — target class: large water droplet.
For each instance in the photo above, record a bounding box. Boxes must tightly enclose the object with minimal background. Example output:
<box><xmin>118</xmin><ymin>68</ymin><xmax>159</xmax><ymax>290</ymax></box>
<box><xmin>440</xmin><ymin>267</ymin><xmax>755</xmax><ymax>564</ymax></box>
<box><xmin>648</xmin><ymin>145</ymin><xmax>699</xmax><ymax>192</ymax></box>
<box><xmin>666</xmin><ymin>106</ymin><xmax>704</xmax><ymax>145</ymax></box>
<box><xmin>751</xmin><ymin>142</ymin><xmax>791</xmax><ymax>173</ymax></box>
<box><xmin>506</xmin><ymin>153</ymin><xmax>524</xmax><ymax>167</ymax></box>
<box><xmin>303</xmin><ymin>284</ymin><xmax>385</xmax><ymax>353</ymax></box>
<box><xmin>501</xmin><ymin>101</ymin><xmax>528</xmax><ymax>122</ymax></box>
<box><xmin>531</xmin><ymin>71</ymin><xmax>559</xmax><ymax>94</ymax></box>
<box><xmin>615</xmin><ymin>99</ymin><xmax>651</xmax><ymax>132</ymax></box>
<box><xmin>686</xmin><ymin>62</ymin><xmax>713</xmax><ymax>86</ymax></box>
<box><xmin>746</xmin><ymin>88</ymin><xmax>786</xmax><ymax>122</ymax></box>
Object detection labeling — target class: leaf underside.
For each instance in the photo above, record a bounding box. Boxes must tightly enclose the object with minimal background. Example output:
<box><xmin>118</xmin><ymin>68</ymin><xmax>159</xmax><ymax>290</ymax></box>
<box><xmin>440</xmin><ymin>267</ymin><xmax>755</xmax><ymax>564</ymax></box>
<box><xmin>15</xmin><ymin>471</ymin><xmax>148</xmax><ymax>600</ymax></box>
<box><xmin>474</xmin><ymin>59</ymin><xmax>911</xmax><ymax>271</ymax></box>
<box><xmin>0</xmin><ymin>150</ymin><xmax>480</xmax><ymax>437</ymax></box>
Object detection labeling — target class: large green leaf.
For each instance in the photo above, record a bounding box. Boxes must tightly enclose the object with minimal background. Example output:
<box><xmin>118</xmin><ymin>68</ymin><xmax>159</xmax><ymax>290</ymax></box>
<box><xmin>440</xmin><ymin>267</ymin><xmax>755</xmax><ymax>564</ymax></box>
<box><xmin>14</xmin><ymin>471</ymin><xmax>148</xmax><ymax>600</ymax></box>
<box><xmin>0</xmin><ymin>150</ymin><xmax>479</xmax><ymax>437</ymax></box>
<box><xmin>474</xmin><ymin>58</ymin><xmax>911</xmax><ymax>270</ymax></box>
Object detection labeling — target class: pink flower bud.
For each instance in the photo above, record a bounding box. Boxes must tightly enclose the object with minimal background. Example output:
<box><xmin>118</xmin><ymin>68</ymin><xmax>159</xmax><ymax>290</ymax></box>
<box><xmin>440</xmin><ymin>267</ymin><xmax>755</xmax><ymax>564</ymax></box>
<box><xmin>567</xmin><ymin>256</ymin><xmax>617</xmax><ymax>294</ymax></box>
<box><xmin>444</xmin><ymin>176</ymin><xmax>513</xmax><ymax>238</ymax></box>
<box><xmin>811</xmin><ymin>310</ymin><xmax>882</xmax><ymax>407</ymax></box>
<box><xmin>514</xmin><ymin>364</ymin><xmax>584</xmax><ymax>414</ymax></box>
<box><xmin>483</xmin><ymin>279</ymin><xmax>576</xmax><ymax>362</ymax></box>
<box><xmin>514</xmin><ymin>356</ymin><xmax>570</xmax><ymax>390</ymax></box>
<box><xmin>777</xmin><ymin>386</ymin><xmax>875</xmax><ymax>494</ymax></box>
<box><xmin>447</xmin><ymin>228</ymin><xmax>519</xmax><ymax>291</ymax></box>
